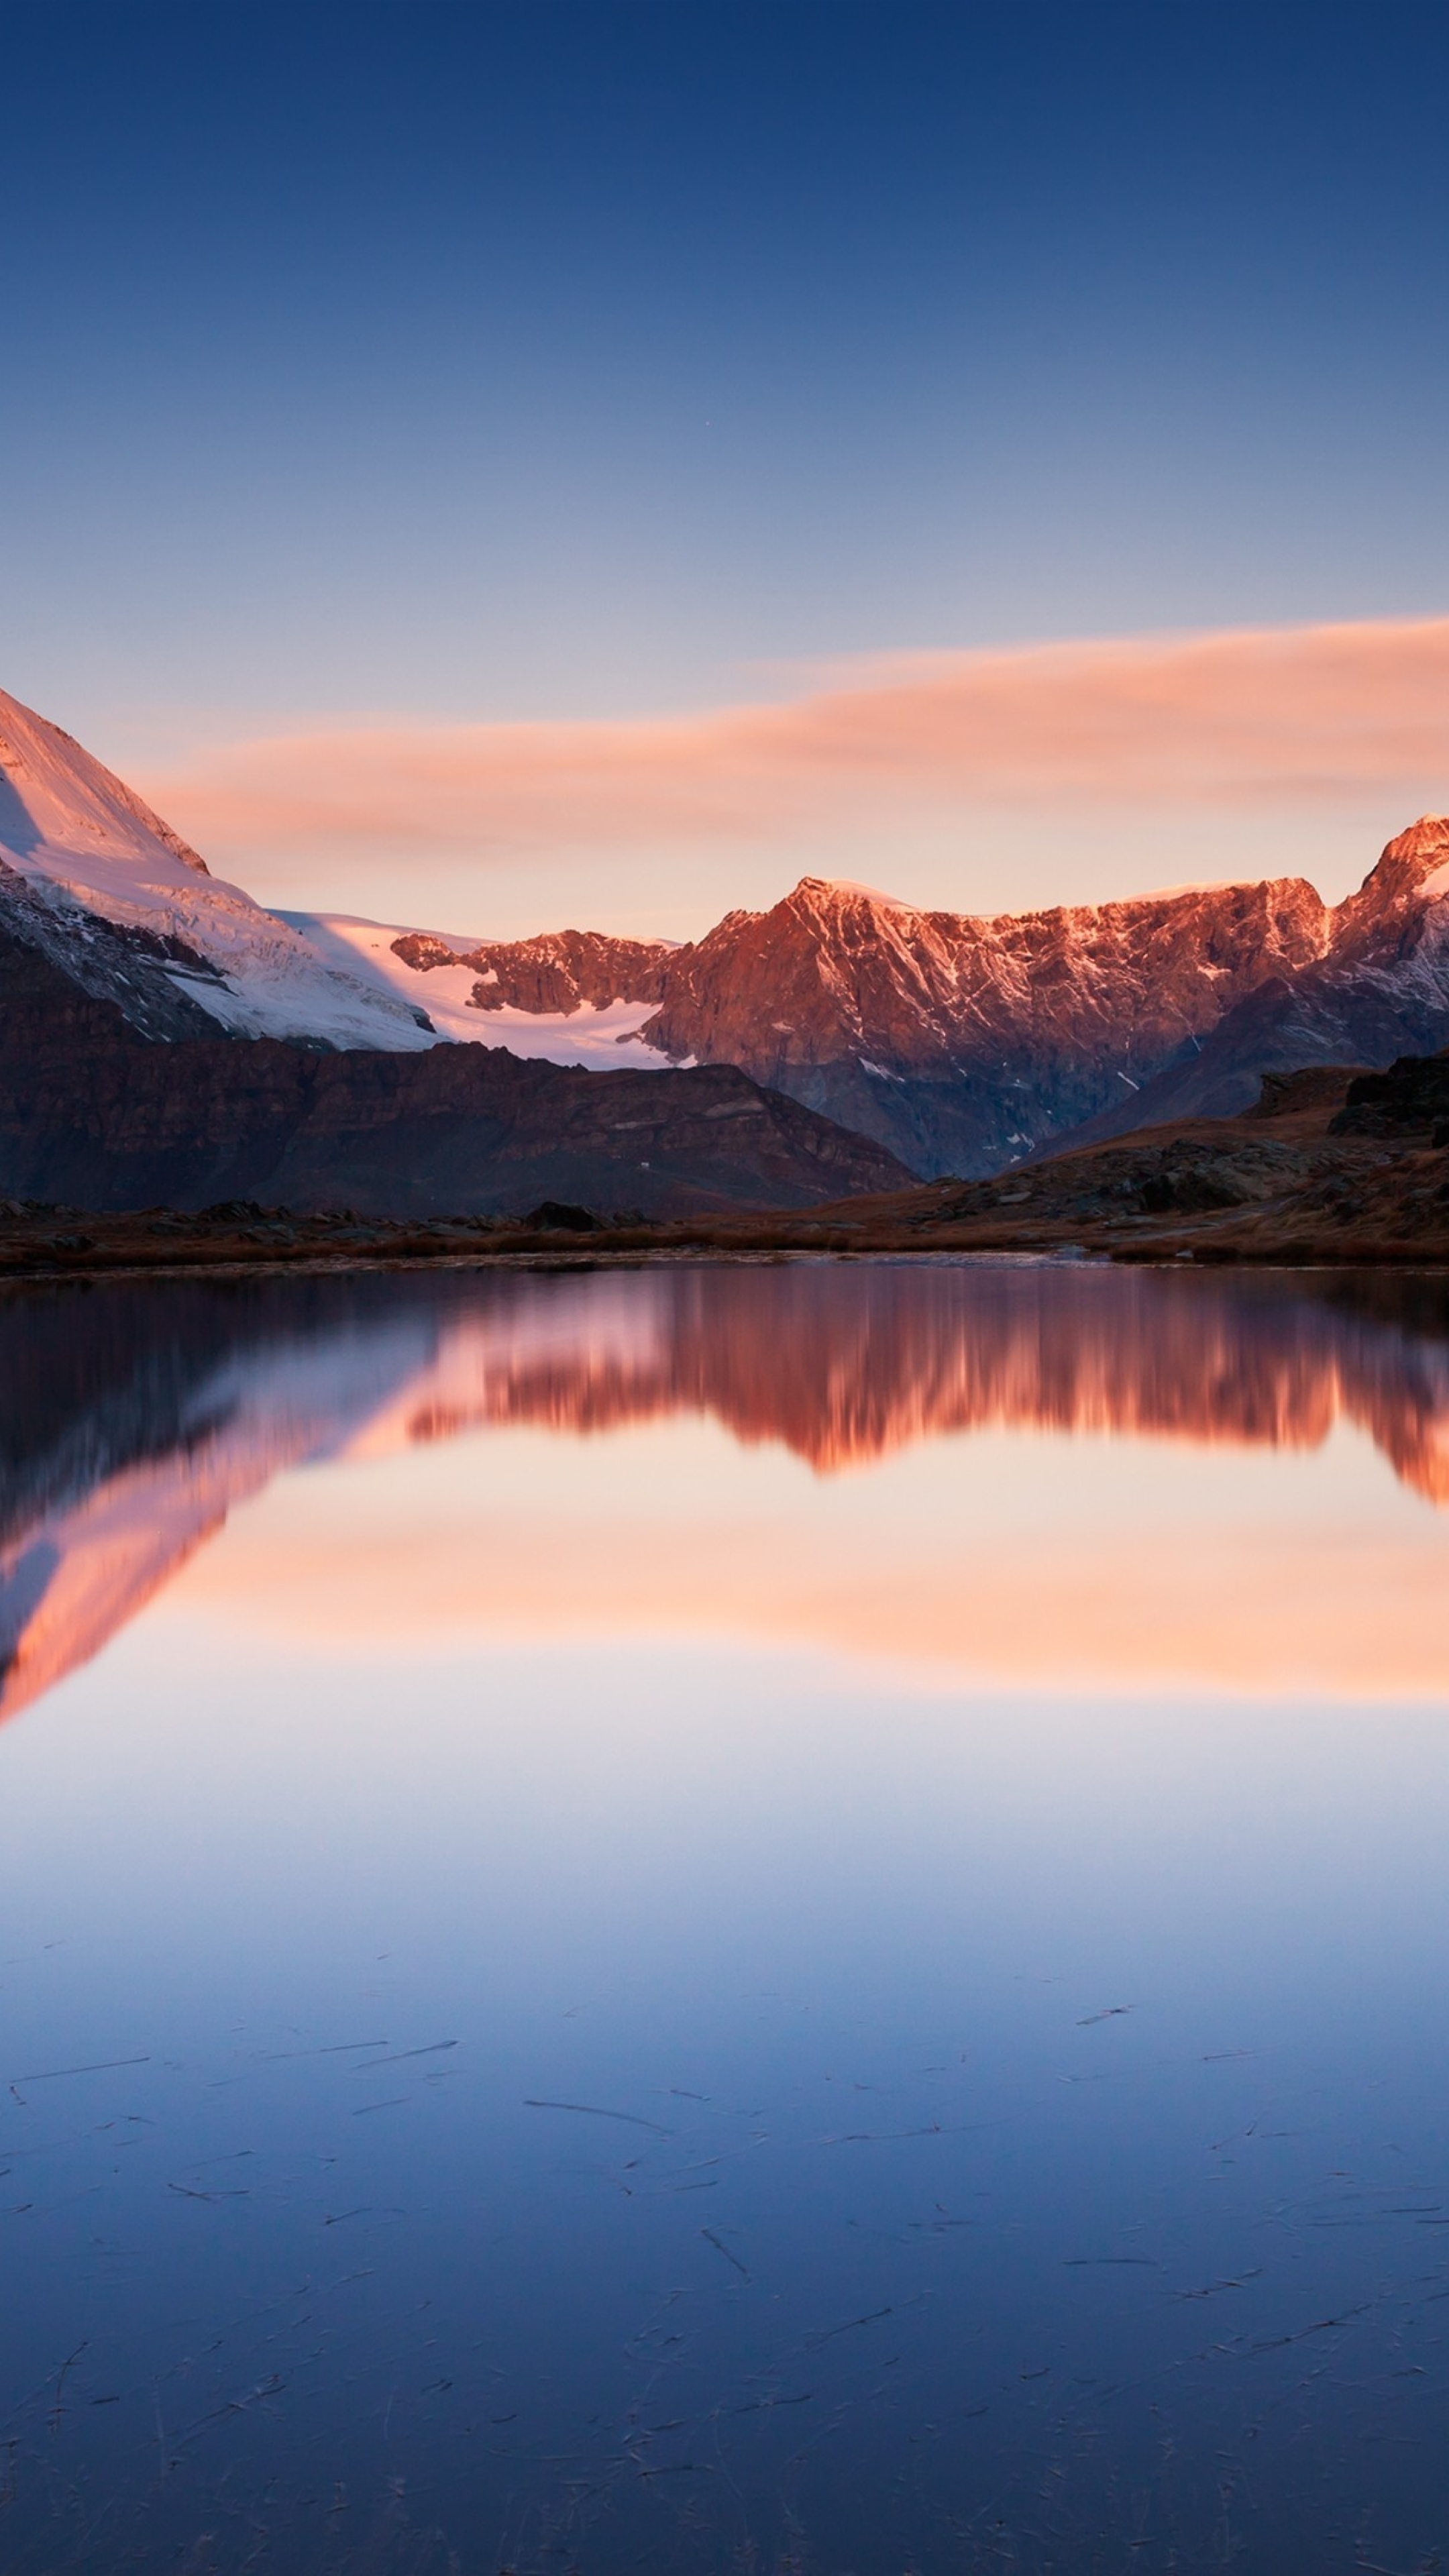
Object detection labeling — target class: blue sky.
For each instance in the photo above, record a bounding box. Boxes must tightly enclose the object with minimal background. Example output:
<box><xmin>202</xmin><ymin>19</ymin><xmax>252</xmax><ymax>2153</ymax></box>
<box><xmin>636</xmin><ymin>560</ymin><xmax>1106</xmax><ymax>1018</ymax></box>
<box><xmin>7</xmin><ymin>2</ymin><xmax>1449</xmax><ymax>930</ymax></box>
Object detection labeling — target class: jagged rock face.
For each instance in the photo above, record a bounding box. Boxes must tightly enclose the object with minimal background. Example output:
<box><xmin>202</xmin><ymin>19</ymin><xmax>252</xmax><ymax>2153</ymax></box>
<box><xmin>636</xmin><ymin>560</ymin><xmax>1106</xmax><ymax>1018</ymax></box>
<box><xmin>1332</xmin><ymin>815</ymin><xmax>1449</xmax><ymax>946</ymax></box>
<box><xmin>591</xmin><ymin>874</ymin><xmax>1332</xmax><ymax>1174</ymax></box>
<box><xmin>447</xmin><ymin>835</ymin><xmax>1449</xmax><ymax>1178</ymax></box>
<box><xmin>1059</xmin><ymin>819</ymin><xmax>1449</xmax><ymax>1150</ymax></box>
<box><xmin>393</xmin><ymin>926</ymin><xmax>674</xmax><ymax>1016</ymax></box>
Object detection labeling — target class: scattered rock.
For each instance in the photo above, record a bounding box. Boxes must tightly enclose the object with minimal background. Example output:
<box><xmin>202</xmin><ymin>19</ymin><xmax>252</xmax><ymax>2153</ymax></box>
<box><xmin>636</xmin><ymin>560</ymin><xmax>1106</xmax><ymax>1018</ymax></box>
<box><xmin>1332</xmin><ymin>1051</ymin><xmax>1449</xmax><ymax>1139</ymax></box>
<box><xmin>523</xmin><ymin>1201</ymin><xmax>604</xmax><ymax>1232</ymax></box>
<box><xmin>1246</xmin><ymin>1064</ymin><xmax>1366</xmax><ymax>1118</ymax></box>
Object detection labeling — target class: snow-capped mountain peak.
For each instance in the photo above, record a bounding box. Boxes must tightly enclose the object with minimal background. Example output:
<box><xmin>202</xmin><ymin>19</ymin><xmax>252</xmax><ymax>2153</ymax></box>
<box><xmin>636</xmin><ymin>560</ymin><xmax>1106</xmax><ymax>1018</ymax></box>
<box><xmin>0</xmin><ymin>687</ymin><xmax>437</xmax><ymax>1050</ymax></box>
<box><xmin>0</xmin><ymin>694</ymin><xmax>212</xmax><ymax>878</ymax></box>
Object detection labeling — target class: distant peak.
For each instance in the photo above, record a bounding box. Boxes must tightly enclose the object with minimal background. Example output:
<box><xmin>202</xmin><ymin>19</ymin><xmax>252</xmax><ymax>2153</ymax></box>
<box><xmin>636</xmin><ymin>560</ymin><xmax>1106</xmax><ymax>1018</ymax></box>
<box><xmin>1381</xmin><ymin>814</ymin><xmax>1449</xmax><ymax>863</ymax></box>
<box><xmin>1354</xmin><ymin>814</ymin><xmax>1449</xmax><ymax>904</ymax></box>
<box><xmin>0</xmin><ymin>684</ymin><xmax>211</xmax><ymax>877</ymax></box>
<box><xmin>1385</xmin><ymin>812</ymin><xmax>1449</xmax><ymax>843</ymax></box>
<box><xmin>793</xmin><ymin>874</ymin><xmax>912</xmax><ymax>910</ymax></box>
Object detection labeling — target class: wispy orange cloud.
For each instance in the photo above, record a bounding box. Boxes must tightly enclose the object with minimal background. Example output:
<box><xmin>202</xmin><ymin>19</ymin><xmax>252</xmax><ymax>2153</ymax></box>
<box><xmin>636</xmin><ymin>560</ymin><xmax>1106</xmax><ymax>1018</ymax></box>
<box><xmin>142</xmin><ymin>618</ymin><xmax>1449</xmax><ymax>874</ymax></box>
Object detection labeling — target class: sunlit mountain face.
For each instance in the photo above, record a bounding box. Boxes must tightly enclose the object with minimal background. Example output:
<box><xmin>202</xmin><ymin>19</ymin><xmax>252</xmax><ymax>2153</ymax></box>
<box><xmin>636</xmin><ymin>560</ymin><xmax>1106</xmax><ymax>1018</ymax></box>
<box><xmin>3</xmin><ymin>1258</ymin><xmax>1448</xmax><ymax>1723</ymax></box>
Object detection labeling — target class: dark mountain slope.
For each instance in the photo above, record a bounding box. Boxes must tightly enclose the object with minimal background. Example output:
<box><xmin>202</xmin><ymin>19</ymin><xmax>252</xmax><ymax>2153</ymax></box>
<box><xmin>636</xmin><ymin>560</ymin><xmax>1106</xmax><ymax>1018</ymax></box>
<box><xmin>0</xmin><ymin>921</ymin><xmax>908</xmax><ymax>1216</ymax></box>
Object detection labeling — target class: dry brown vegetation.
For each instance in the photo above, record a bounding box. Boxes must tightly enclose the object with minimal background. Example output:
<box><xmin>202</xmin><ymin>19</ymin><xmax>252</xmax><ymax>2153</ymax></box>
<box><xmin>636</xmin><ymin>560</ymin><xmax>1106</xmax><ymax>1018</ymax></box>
<box><xmin>3</xmin><ymin>1065</ymin><xmax>1448</xmax><ymax>1280</ymax></box>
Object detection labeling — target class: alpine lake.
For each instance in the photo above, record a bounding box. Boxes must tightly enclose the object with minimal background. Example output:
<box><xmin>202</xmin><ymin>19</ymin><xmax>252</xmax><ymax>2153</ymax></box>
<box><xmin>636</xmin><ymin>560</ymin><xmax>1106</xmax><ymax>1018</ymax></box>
<box><xmin>2</xmin><ymin>1252</ymin><xmax>1448</xmax><ymax>2575</ymax></box>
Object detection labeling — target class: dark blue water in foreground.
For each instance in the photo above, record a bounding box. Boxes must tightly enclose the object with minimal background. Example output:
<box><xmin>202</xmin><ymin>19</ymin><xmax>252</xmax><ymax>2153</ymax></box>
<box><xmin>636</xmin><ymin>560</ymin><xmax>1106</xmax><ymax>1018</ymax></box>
<box><xmin>1</xmin><ymin>1258</ymin><xmax>1448</xmax><ymax>2571</ymax></box>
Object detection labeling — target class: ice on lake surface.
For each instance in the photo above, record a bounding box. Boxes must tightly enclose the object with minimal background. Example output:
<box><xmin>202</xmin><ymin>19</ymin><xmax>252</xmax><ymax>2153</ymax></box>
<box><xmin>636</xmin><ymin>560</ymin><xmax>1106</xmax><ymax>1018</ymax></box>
<box><xmin>1</xmin><ymin>1255</ymin><xmax>1448</xmax><ymax>2573</ymax></box>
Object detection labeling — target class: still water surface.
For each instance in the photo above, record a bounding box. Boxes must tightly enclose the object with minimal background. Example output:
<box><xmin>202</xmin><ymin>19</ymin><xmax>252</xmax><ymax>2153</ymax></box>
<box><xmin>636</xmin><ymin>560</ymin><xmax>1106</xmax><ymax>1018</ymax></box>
<box><xmin>1</xmin><ymin>1256</ymin><xmax>1448</xmax><ymax>2572</ymax></box>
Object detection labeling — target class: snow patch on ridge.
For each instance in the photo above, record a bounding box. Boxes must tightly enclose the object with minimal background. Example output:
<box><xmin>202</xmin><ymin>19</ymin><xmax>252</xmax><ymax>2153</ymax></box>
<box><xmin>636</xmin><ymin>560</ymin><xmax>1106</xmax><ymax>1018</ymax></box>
<box><xmin>282</xmin><ymin>912</ymin><xmax>669</xmax><ymax>1067</ymax></box>
<box><xmin>804</xmin><ymin>875</ymin><xmax>914</xmax><ymax>909</ymax></box>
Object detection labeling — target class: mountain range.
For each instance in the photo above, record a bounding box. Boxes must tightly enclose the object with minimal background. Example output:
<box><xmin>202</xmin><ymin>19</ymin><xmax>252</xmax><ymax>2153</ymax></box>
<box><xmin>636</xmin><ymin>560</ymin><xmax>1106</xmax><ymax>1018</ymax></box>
<box><xmin>0</xmin><ymin>688</ymin><xmax>905</xmax><ymax>1214</ymax></box>
<box><xmin>377</xmin><ymin>834</ymin><xmax>1449</xmax><ymax>1174</ymax></box>
<box><xmin>4</xmin><ymin>680</ymin><xmax>1449</xmax><ymax>1195</ymax></box>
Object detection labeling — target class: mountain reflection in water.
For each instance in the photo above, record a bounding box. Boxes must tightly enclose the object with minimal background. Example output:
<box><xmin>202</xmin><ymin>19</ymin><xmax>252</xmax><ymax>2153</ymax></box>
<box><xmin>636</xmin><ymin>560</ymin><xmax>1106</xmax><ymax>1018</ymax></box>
<box><xmin>5</xmin><ymin>1255</ymin><xmax>1449</xmax><ymax>2576</ymax></box>
<box><xmin>2</xmin><ymin>1257</ymin><xmax>1448</xmax><ymax>1721</ymax></box>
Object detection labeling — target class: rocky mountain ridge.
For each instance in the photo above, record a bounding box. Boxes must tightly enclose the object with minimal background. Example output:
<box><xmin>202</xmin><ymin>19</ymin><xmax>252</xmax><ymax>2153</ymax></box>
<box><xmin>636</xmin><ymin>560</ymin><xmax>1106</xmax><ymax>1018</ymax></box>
<box><xmin>392</xmin><ymin>924</ymin><xmax>677</xmax><ymax>1015</ymax></box>
<box><xmin>1049</xmin><ymin>818</ymin><xmax>1449</xmax><ymax>1152</ymax></box>
<box><xmin>629</xmin><ymin>869</ymin><xmax>1338</xmax><ymax>1173</ymax></box>
<box><xmin>389</xmin><ymin>830</ymin><xmax>1449</xmax><ymax>1177</ymax></box>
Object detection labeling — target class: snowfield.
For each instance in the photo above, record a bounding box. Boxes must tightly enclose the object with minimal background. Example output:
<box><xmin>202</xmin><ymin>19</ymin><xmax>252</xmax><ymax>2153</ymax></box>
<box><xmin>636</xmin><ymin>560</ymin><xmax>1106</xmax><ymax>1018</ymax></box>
<box><xmin>280</xmin><ymin>911</ymin><xmax>674</xmax><ymax>1067</ymax></box>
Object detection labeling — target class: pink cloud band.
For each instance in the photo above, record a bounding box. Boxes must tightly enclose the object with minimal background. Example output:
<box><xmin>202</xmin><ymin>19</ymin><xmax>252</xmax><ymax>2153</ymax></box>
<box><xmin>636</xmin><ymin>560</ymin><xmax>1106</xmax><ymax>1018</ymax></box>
<box><xmin>141</xmin><ymin>617</ymin><xmax>1449</xmax><ymax>867</ymax></box>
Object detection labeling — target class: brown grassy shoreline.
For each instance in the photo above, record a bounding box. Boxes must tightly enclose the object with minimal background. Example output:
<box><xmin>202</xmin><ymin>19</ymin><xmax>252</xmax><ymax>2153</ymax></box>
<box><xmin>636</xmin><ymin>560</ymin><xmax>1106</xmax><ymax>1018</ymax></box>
<box><xmin>1</xmin><ymin>1175</ymin><xmax>1445</xmax><ymax>1280</ymax></box>
<box><xmin>4</xmin><ymin>1070</ymin><xmax>1448</xmax><ymax>1281</ymax></box>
